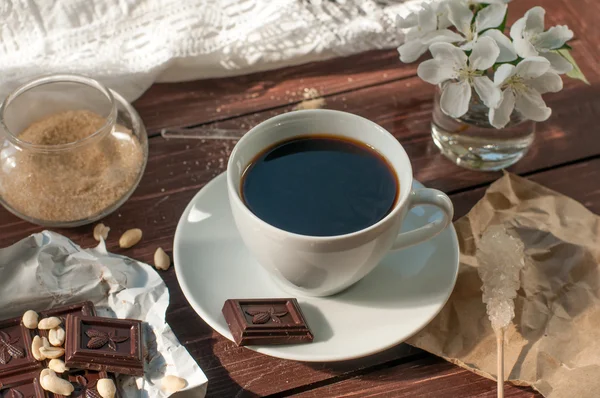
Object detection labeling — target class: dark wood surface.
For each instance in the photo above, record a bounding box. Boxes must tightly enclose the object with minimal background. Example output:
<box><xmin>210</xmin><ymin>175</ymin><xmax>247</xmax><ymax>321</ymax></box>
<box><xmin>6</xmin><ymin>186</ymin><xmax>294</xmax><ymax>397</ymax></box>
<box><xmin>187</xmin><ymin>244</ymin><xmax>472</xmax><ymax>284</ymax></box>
<box><xmin>1</xmin><ymin>0</ymin><xmax>599</xmax><ymax>396</ymax></box>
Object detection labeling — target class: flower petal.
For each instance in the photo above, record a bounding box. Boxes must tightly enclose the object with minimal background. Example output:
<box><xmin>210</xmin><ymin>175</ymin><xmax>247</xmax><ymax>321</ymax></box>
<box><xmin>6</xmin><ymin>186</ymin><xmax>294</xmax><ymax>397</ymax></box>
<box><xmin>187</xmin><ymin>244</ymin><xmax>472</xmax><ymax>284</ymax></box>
<box><xmin>430</xmin><ymin>42</ymin><xmax>468</xmax><ymax>67</ymax></box>
<box><xmin>494</xmin><ymin>64</ymin><xmax>516</xmax><ymax>86</ymax></box>
<box><xmin>513</xmin><ymin>36</ymin><xmax>539</xmax><ymax>58</ymax></box>
<box><xmin>515</xmin><ymin>88</ymin><xmax>552</xmax><ymax>121</ymax></box>
<box><xmin>481</xmin><ymin>29</ymin><xmax>517</xmax><ymax>62</ymax></box>
<box><xmin>447</xmin><ymin>1</ymin><xmax>473</xmax><ymax>37</ymax></box>
<box><xmin>524</xmin><ymin>6</ymin><xmax>545</xmax><ymax>35</ymax></box>
<box><xmin>514</xmin><ymin>56</ymin><xmax>551</xmax><ymax>79</ymax></box>
<box><xmin>437</xmin><ymin>8</ymin><xmax>452</xmax><ymax>30</ymax></box>
<box><xmin>417</xmin><ymin>59</ymin><xmax>458</xmax><ymax>84</ymax></box>
<box><xmin>528</xmin><ymin>71</ymin><xmax>563</xmax><ymax>94</ymax></box>
<box><xmin>532</xmin><ymin>25</ymin><xmax>574</xmax><ymax>51</ymax></box>
<box><xmin>398</xmin><ymin>40</ymin><xmax>428</xmax><ymax>63</ymax></box>
<box><xmin>490</xmin><ymin>88</ymin><xmax>516</xmax><ymax>129</ymax></box>
<box><xmin>473</xmin><ymin>76</ymin><xmax>502</xmax><ymax>109</ymax></box>
<box><xmin>417</xmin><ymin>3</ymin><xmax>438</xmax><ymax>34</ymax></box>
<box><xmin>469</xmin><ymin>36</ymin><xmax>500</xmax><ymax>71</ymax></box>
<box><xmin>475</xmin><ymin>4</ymin><xmax>507</xmax><ymax>33</ymax></box>
<box><xmin>421</xmin><ymin>29</ymin><xmax>464</xmax><ymax>44</ymax></box>
<box><xmin>440</xmin><ymin>80</ymin><xmax>472</xmax><ymax>118</ymax></box>
<box><xmin>510</xmin><ymin>16</ymin><xmax>527</xmax><ymax>40</ymax></box>
<box><xmin>539</xmin><ymin>52</ymin><xmax>573</xmax><ymax>74</ymax></box>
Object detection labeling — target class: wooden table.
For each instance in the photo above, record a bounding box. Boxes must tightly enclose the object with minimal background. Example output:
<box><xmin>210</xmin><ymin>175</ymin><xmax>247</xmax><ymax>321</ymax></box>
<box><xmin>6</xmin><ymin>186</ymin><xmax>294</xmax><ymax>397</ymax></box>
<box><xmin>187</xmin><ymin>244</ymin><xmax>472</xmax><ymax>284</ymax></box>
<box><xmin>1</xmin><ymin>0</ymin><xmax>598</xmax><ymax>396</ymax></box>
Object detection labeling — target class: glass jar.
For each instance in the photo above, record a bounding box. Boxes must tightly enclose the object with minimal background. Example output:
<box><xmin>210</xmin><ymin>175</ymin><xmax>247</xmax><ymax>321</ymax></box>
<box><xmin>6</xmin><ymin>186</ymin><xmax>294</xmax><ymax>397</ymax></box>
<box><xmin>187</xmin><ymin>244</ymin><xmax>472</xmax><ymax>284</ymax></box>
<box><xmin>431</xmin><ymin>86</ymin><xmax>536</xmax><ymax>171</ymax></box>
<box><xmin>0</xmin><ymin>75</ymin><xmax>148</xmax><ymax>227</ymax></box>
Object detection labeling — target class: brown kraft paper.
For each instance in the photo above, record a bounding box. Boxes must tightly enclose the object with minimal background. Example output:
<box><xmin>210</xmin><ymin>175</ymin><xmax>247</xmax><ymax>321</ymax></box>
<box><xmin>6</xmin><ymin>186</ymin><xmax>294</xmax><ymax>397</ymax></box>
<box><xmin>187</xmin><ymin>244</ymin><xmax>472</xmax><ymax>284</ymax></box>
<box><xmin>407</xmin><ymin>172</ymin><xmax>600</xmax><ymax>398</ymax></box>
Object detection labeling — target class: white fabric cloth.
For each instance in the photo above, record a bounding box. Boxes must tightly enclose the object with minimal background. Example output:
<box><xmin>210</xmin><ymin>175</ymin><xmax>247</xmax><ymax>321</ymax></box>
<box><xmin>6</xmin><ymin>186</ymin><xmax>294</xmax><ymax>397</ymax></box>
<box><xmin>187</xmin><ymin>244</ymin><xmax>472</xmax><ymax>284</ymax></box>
<box><xmin>0</xmin><ymin>0</ymin><xmax>427</xmax><ymax>101</ymax></box>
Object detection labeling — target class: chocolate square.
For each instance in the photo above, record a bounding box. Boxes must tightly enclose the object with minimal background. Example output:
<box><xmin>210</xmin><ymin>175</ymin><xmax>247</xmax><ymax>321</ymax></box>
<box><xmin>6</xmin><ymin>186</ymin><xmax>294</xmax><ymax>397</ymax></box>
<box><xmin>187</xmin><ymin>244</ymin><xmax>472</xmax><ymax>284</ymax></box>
<box><xmin>0</xmin><ymin>371</ymin><xmax>47</xmax><ymax>397</ymax></box>
<box><xmin>64</xmin><ymin>315</ymin><xmax>143</xmax><ymax>376</ymax></box>
<box><xmin>222</xmin><ymin>299</ymin><xmax>314</xmax><ymax>346</ymax></box>
<box><xmin>0</xmin><ymin>317</ymin><xmax>43</xmax><ymax>388</ymax></box>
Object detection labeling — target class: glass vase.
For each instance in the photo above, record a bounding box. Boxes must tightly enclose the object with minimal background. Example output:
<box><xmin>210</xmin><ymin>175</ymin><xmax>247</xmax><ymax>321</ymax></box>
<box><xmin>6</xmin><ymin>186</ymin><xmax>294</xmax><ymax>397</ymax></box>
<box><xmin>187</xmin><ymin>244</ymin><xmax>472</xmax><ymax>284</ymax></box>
<box><xmin>431</xmin><ymin>86</ymin><xmax>536</xmax><ymax>171</ymax></box>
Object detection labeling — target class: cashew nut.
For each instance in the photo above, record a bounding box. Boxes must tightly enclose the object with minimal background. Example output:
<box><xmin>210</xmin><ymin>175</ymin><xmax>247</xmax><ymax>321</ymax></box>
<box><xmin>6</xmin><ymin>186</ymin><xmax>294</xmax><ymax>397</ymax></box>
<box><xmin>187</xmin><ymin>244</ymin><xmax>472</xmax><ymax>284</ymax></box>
<box><xmin>49</xmin><ymin>327</ymin><xmax>66</xmax><ymax>347</ymax></box>
<box><xmin>154</xmin><ymin>247</ymin><xmax>171</xmax><ymax>271</ymax></box>
<box><xmin>38</xmin><ymin>317</ymin><xmax>61</xmax><ymax>330</ymax></box>
<box><xmin>119</xmin><ymin>228</ymin><xmax>142</xmax><ymax>248</ymax></box>
<box><xmin>97</xmin><ymin>378</ymin><xmax>116</xmax><ymax>398</ymax></box>
<box><xmin>31</xmin><ymin>336</ymin><xmax>45</xmax><ymax>361</ymax></box>
<box><xmin>94</xmin><ymin>223</ymin><xmax>111</xmax><ymax>241</ymax></box>
<box><xmin>22</xmin><ymin>310</ymin><xmax>39</xmax><ymax>329</ymax></box>
<box><xmin>39</xmin><ymin>346</ymin><xmax>65</xmax><ymax>359</ymax></box>
<box><xmin>48</xmin><ymin>358</ymin><xmax>69</xmax><ymax>373</ymax></box>
<box><xmin>41</xmin><ymin>371</ymin><xmax>74</xmax><ymax>395</ymax></box>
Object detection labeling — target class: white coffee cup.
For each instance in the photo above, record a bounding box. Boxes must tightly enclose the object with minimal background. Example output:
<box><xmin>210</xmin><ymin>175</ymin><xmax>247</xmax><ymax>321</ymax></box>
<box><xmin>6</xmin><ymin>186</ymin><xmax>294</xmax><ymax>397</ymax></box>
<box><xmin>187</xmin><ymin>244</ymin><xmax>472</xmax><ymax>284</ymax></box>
<box><xmin>227</xmin><ymin>110</ymin><xmax>453</xmax><ymax>297</ymax></box>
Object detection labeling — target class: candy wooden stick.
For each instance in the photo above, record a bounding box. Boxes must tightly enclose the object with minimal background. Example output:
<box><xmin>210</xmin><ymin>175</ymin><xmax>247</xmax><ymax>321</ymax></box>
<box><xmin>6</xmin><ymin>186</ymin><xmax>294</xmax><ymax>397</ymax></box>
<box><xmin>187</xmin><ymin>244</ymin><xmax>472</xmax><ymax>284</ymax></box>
<box><xmin>497</xmin><ymin>329</ymin><xmax>504</xmax><ymax>398</ymax></box>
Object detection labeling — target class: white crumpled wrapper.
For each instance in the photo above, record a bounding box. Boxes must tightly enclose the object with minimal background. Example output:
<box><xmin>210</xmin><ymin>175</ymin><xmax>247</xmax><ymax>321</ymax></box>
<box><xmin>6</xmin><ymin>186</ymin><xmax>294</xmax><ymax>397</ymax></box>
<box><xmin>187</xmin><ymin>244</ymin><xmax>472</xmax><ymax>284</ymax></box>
<box><xmin>0</xmin><ymin>231</ymin><xmax>208</xmax><ymax>397</ymax></box>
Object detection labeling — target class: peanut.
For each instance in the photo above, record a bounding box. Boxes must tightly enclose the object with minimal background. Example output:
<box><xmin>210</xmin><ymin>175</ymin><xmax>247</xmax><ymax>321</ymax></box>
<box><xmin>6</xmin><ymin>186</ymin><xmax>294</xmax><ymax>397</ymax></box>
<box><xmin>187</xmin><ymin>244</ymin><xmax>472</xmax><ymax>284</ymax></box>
<box><xmin>22</xmin><ymin>310</ymin><xmax>39</xmax><ymax>329</ymax></box>
<box><xmin>38</xmin><ymin>317</ymin><xmax>61</xmax><ymax>330</ymax></box>
<box><xmin>40</xmin><ymin>369</ymin><xmax>54</xmax><ymax>390</ymax></box>
<box><xmin>42</xmin><ymin>371</ymin><xmax>74</xmax><ymax>395</ymax></box>
<box><xmin>48</xmin><ymin>359</ymin><xmax>69</xmax><ymax>373</ymax></box>
<box><xmin>94</xmin><ymin>223</ymin><xmax>111</xmax><ymax>241</ymax></box>
<box><xmin>119</xmin><ymin>228</ymin><xmax>142</xmax><ymax>248</ymax></box>
<box><xmin>49</xmin><ymin>327</ymin><xmax>66</xmax><ymax>347</ymax></box>
<box><xmin>154</xmin><ymin>247</ymin><xmax>171</xmax><ymax>271</ymax></box>
<box><xmin>97</xmin><ymin>378</ymin><xmax>116</xmax><ymax>398</ymax></box>
<box><xmin>42</xmin><ymin>336</ymin><xmax>50</xmax><ymax>349</ymax></box>
<box><xmin>161</xmin><ymin>375</ymin><xmax>187</xmax><ymax>393</ymax></box>
<box><xmin>31</xmin><ymin>336</ymin><xmax>45</xmax><ymax>361</ymax></box>
<box><xmin>39</xmin><ymin>346</ymin><xmax>65</xmax><ymax>359</ymax></box>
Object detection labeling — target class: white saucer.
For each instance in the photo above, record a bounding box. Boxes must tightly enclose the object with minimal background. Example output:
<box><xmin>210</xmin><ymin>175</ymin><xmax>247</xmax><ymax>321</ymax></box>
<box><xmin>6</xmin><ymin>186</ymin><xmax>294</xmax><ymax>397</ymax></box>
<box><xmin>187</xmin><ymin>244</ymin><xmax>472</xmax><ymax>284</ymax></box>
<box><xmin>173</xmin><ymin>173</ymin><xmax>459</xmax><ymax>362</ymax></box>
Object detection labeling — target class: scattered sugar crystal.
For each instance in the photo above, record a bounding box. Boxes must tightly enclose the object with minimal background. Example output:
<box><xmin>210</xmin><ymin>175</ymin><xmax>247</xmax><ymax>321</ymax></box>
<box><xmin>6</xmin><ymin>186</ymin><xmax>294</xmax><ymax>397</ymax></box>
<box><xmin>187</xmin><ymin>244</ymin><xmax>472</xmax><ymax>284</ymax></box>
<box><xmin>476</xmin><ymin>225</ymin><xmax>525</xmax><ymax>332</ymax></box>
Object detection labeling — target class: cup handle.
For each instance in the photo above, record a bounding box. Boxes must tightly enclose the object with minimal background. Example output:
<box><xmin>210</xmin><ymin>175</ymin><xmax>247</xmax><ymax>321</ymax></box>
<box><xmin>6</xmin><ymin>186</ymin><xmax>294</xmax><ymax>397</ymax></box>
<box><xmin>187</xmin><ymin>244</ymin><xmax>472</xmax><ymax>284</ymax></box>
<box><xmin>390</xmin><ymin>188</ymin><xmax>454</xmax><ymax>251</ymax></box>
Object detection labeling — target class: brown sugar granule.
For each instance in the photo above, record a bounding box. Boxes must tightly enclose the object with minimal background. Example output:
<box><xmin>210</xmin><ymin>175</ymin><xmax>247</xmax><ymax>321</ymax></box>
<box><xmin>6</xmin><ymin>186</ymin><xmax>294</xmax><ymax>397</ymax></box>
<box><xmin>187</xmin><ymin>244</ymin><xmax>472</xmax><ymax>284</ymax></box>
<box><xmin>0</xmin><ymin>110</ymin><xmax>144</xmax><ymax>222</ymax></box>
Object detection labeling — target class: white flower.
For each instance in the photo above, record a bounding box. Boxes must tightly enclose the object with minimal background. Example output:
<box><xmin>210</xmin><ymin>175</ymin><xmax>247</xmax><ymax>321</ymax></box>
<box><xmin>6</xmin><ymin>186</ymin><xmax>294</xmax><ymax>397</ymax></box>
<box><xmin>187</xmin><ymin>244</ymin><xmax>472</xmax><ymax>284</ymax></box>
<box><xmin>510</xmin><ymin>6</ymin><xmax>574</xmax><ymax>73</ymax></box>
<box><xmin>418</xmin><ymin>37</ymin><xmax>502</xmax><ymax>118</ymax></box>
<box><xmin>489</xmin><ymin>57</ymin><xmax>563</xmax><ymax>129</ymax></box>
<box><xmin>446</xmin><ymin>1</ymin><xmax>510</xmax><ymax>54</ymax></box>
<box><xmin>397</xmin><ymin>2</ymin><xmax>463</xmax><ymax>63</ymax></box>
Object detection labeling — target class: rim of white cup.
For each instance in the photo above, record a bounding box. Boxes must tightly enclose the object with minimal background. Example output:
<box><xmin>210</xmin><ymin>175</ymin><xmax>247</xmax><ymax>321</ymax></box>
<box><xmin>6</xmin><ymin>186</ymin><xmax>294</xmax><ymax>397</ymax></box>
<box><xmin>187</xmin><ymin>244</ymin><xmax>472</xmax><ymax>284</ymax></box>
<box><xmin>226</xmin><ymin>109</ymin><xmax>414</xmax><ymax>242</ymax></box>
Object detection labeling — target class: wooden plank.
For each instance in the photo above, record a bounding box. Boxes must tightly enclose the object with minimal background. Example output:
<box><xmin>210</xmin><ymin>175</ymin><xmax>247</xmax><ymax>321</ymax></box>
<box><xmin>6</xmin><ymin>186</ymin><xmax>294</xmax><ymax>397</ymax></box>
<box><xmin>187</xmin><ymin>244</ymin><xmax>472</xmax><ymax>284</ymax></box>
<box><xmin>134</xmin><ymin>50</ymin><xmax>416</xmax><ymax>134</ymax></box>
<box><xmin>288</xmin><ymin>356</ymin><xmax>539</xmax><ymax>398</ymax></box>
<box><xmin>558</xmin><ymin>0</ymin><xmax>600</xmax><ymax>64</ymax></box>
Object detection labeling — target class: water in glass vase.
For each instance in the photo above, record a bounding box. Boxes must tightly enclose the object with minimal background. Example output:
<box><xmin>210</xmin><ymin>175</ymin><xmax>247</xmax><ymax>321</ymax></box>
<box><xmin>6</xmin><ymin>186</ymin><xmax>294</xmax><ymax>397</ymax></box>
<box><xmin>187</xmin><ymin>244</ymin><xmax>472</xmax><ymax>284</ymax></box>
<box><xmin>431</xmin><ymin>87</ymin><xmax>535</xmax><ymax>171</ymax></box>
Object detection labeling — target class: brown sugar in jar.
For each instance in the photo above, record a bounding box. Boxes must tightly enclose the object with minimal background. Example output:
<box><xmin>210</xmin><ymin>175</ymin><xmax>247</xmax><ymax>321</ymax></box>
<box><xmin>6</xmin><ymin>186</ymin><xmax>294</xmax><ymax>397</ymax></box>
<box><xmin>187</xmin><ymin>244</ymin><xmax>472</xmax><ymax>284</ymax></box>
<box><xmin>1</xmin><ymin>110</ymin><xmax>144</xmax><ymax>223</ymax></box>
<box><xmin>0</xmin><ymin>75</ymin><xmax>148</xmax><ymax>226</ymax></box>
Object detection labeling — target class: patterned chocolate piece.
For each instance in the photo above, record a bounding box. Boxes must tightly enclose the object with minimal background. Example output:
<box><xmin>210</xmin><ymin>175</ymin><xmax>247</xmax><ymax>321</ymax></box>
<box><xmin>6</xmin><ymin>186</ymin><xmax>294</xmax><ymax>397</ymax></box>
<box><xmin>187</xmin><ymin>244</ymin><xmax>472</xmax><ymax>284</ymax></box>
<box><xmin>0</xmin><ymin>317</ymin><xmax>43</xmax><ymax>388</ymax></box>
<box><xmin>222</xmin><ymin>298</ymin><xmax>314</xmax><ymax>346</ymax></box>
<box><xmin>54</xmin><ymin>370</ymin><xmax>115</xmax><ymax>398</ymax></box>
<box><xmin>65</xmin><ymin>315</ymin><xmax>143</xmax><ymax>376</ymax></box>
<box><xmin>0</xmin><ymin>371</ymin><xmax>47</xmax><ymax>397</ymax></box>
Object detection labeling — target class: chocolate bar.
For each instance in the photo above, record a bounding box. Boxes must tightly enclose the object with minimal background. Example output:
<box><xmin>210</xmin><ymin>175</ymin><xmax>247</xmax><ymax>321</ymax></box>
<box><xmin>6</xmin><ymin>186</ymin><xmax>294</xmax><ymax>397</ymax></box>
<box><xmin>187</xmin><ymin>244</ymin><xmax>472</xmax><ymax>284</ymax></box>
<box><xmin>38</xmin><ymin>301</ymin><xmax>96</xmax><ymax>339</ymax></box>
<box><xmin>0</xmin><ymin>317</ymin><xmax>43</xmax><ymax>388</ymax></box>
<box><xmin>65</xmin><ymin>315</ymin><xmax>143</xmax><ymax>376</ymax></box>
<box><xmin>222</xmin><ymin>298</ymin><xmax>313</xmax><ymax>346</ymax></box>
<box><xmin>0</xmin><ymin>371</ymin><xmax>47</xmax><ymax>397</ymax></box>
<box><xmin>39</xmin><ymin>301</ymin><xmax>96</xmax><ymax>322</ymax></box>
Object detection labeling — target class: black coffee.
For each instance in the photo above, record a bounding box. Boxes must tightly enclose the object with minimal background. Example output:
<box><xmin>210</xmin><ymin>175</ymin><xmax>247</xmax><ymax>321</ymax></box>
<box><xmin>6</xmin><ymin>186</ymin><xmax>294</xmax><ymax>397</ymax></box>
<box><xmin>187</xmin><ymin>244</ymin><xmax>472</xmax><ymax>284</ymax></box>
<box><xmin>241</xmin><ymin>135</ymin><xmax>398</xmax><ymax>237</ymax></box>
